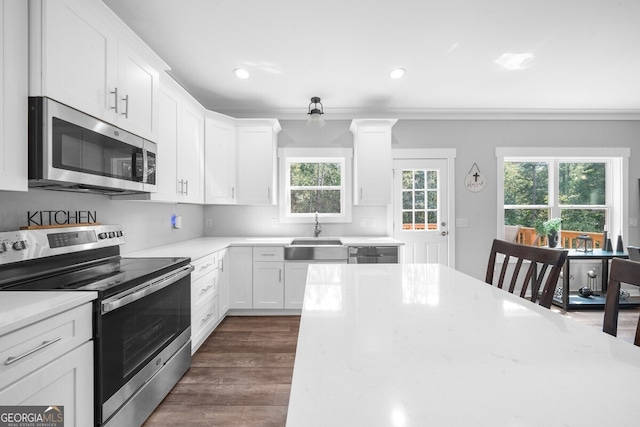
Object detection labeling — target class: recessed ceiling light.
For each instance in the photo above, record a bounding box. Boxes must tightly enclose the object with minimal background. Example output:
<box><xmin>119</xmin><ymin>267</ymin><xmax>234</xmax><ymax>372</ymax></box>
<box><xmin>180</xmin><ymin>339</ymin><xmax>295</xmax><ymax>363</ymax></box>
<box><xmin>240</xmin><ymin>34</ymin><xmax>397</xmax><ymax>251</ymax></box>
<box><xmin>389</xmin><ymin>68</ymin><xmax>406</xmax><ymax>79</ymax></box>
<box><xmin>233</xmin><ymin>68</ymin><xmax>250</xmax><ymax>79</ymax></box>
<box><xmin>495</xmin><ymin>53</ymin><xmax>534</xmax><ymax>71</ymax></box>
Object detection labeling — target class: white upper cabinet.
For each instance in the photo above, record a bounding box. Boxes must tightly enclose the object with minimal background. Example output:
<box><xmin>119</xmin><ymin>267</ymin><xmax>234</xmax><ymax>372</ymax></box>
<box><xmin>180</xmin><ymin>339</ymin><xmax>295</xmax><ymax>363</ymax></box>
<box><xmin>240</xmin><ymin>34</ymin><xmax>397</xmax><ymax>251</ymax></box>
<box><xmin>115</xmin><ymin>40</ymin><xmax>159</xmax><ymax>140</ymax></box>
<box><xmin>178</xmin><ymin>101</ymin><xmax>205</xmax><ymax>203</ymax></box>
<box><xmin>205</xmin><ymin>115</ymin><xmax>237</xmax><ymax>204</ymax></box>
<box><xmin>0</xmin><ymin>0</ymin><xmax>28</xmax><ymax>192</ymax></box>
<box><xmin>236</xmin><ymin>120</ymin><xmax>281</xmax><ymax>205</ymax></box>
<box><xmin>29</xmin><ymin>0</ymin><xmax>163</xmax><ymax>141</ymax></box>
<box><xmin>350</xmin><ymin>119</ymin><xmax>397</xmax><ymax>205</ymax></box>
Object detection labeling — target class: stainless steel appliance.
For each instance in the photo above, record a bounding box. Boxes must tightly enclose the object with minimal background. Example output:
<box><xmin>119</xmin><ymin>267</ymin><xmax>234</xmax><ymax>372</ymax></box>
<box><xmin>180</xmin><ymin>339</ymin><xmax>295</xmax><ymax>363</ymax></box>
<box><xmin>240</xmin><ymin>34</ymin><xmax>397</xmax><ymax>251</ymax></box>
<box><xmin>0</xmin><ymin>225</ymin><xmax>192</xmax><ymax>427</ymax></box>
<box><xmin>348</xmin><ymin>246</ymin><xmax>399</xmax><ymax>264</ymax></box>
<box><xmin>28</xmin><ymin>97</ymin><xmax>157</xmax><ymax>195</ymax></box>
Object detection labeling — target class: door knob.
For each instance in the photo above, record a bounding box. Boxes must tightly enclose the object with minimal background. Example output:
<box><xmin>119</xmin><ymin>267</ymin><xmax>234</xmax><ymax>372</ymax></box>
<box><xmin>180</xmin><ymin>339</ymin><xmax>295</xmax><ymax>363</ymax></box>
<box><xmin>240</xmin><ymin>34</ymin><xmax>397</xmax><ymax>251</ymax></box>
<box><xmin>441</xmin><ymin>231</ymin><xmax>449</xmax><ymax>236</ymax></box>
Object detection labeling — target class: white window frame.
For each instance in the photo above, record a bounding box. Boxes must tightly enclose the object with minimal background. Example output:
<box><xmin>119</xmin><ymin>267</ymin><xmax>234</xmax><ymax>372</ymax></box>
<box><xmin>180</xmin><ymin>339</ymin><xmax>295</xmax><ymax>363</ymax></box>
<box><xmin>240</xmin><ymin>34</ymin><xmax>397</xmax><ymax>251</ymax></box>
<box><xmin>278</xmin><ymin>148</ymin><xmax>353</xmax><ymax>223</ymax></box>
<box><xmin>496</xmin><ymin>147</ymin><xmax>630</xmax><ymax>243</ymax></box>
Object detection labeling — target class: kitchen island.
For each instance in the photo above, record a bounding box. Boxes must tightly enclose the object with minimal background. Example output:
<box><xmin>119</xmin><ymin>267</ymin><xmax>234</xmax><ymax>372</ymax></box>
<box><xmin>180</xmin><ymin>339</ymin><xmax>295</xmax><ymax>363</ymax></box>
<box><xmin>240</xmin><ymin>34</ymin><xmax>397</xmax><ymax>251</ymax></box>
<box><xmin>287</xmin><ymin>264</ymin><xmax>640</xmax><ymax>426</ymax></box>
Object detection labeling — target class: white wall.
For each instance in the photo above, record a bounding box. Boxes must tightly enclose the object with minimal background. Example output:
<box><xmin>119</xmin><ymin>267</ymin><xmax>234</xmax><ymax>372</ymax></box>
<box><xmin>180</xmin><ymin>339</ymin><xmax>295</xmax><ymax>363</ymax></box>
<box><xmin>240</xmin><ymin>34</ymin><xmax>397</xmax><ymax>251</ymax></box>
<box><xmin>0</xmin><ymin>189</ymin><xmax>204</xmax><ymax>254</ymax></box>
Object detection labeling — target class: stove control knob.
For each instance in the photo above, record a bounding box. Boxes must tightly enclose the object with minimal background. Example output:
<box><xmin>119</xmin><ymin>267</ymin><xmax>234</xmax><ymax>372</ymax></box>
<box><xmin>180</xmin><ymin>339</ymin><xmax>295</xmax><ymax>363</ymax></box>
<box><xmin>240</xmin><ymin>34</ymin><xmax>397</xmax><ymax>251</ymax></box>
<box><xmin>0</xmin><ymin>242</ymin><xmax>7</xmax><ymax>253</ymax></box>
<box><xmin>12</xmin><ymin>240</ymin><xmax>27</xmax><ymax>251</ymax></box>
<box><xmin>98</xmin><ymin>233</ymin><xmax>107</xmax><ymax>240</ymax></box>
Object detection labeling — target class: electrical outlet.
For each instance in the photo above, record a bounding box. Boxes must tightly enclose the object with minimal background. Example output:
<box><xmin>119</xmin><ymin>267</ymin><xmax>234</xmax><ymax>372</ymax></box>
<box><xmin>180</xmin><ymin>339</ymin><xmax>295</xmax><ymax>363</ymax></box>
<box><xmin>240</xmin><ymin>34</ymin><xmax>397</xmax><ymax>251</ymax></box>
<box><xmin>272</xmin><ymin>218</ymin><xmax>278</xmax><ymax>228</ymax></box>
<box><xmin>630</xmin><ymin>218</ymin><xmax>638</xmax><ymax>227</ymax></box>
<box><xmin>369</xmin><ymin>218</ymin><xmax>377</xmax><ymax>228</ymax></box>
<box><xmin>360</xmin><ymin>218</ymin><xmax>366</xmax><ymax>228</ymax></box>
<box><xmin>205</xmin><ymin>218</ymin><xmax>212</xmax><ymax>227</ymax></box>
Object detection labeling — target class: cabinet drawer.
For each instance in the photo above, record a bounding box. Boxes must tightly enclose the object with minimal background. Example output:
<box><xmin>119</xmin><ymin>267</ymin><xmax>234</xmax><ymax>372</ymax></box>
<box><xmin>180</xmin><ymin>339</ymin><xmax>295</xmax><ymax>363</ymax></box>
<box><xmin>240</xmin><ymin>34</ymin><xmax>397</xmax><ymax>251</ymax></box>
<box><xmin>0</xmin><ymin>303</ymin><xmax>93</xmax><ymax>390</ymax></box>
<box><xmin>191</xmin><ymin>270</ymin><xmax>218</xmax><ymax>307</ymax></box>
<box><xmin>253</xmin><ymin>246</ymin><xmax>284</xmax><ymax>261</ymax></box>
<box><xmin>191</xmin><ymin>253</ymin><xmax>218</xmax><ymax>282</ymax></box>
<box><xmin>191</xmin><ymin>295</ymin><xmax>218</xmax><ymax>337</ymax></box>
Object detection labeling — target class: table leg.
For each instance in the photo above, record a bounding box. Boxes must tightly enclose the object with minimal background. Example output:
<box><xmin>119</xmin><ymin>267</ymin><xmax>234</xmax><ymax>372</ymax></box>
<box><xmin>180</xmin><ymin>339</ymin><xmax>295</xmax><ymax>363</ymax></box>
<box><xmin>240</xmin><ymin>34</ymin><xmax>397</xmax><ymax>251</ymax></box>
<box><xmin>602</xmin><ymin>258</ymin><xmax>609</xmax><ymax>292</ymax></box>
<box><xmin>563</xmin><ymin>258</ymin><xmax>570</xmax><ymax>310</ymax></box>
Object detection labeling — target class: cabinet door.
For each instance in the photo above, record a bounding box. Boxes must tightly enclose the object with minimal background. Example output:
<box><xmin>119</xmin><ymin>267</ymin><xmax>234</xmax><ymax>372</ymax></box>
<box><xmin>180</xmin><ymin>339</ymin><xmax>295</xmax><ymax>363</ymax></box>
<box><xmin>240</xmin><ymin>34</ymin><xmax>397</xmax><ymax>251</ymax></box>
<box><xmin>0</xmin><ymin>0</ymin><xmax>27</xmax><ymax>191</ymax></box>
<box><xmin>284</xmin><ymin>262</ymin><xmax>309</xmax><ymax>309</ymax></box>
<box><xmin>177</xmin><ymin>103</ymin><xmax>204</xmax><ymax>203</ymax></box>
<box><xmin>236</xmin><ymin>127</ymin><xmax>276</xmax><ymax>205</ymax></box>
<box><xmin>253</xmin><ymin>261</ymin><xmax>284</xmax><ymax>309</ymax></box>
<box><xmin>0</xmin><ymin>341</ymin><xmax>94</xmax><ymax>427</ymax></box>
<box><xmin>205</xmin><ymin>117</ymin><xmax>237</xmax><ymax>204</ymax></box>
<box><xmin>148</xmin><ymin>87</ymin><xmax>180</xmax><ymax>201</ymax></box>
<box><xmin>117</xmin><ymin>40</ymin><xmax>159</xmax><ymax>141</ymax></box>
<box><xmin>228</xmin><ymin>247</ymin><xmax>253</xmax><ymax>309</ymax></box>
<box><xmin>218</xmin><ymin>249</ymin><xmax>230</xmax><ymax>316</ymax></box>
<box><xmin>40</xmin><ymin>0</ymin><xmax>118</xmax><ymax>122</ymax></box>
<box><xmin>351</xmin><ymin>120</ymin><xmax>396</xmax><ymax>205</ymax></box>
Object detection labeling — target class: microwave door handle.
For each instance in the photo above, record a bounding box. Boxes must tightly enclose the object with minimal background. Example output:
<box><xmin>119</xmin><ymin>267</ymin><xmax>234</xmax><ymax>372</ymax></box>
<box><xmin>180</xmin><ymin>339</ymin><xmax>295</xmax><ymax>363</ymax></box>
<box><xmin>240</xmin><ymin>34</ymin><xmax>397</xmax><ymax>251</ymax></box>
<box><xmin>131</xmin><ymin>149</ymin><xmax>144</xmax><ymax>182</ymax></box>
<box><xmin>101</xmin><ymin>265</ymin><xmax>194</xmax><ymax>314</ymax></box>
<box><xmin>142</xmin><ymin>148</ymin><xmax>148</xmax><ymax>184</ymax></box>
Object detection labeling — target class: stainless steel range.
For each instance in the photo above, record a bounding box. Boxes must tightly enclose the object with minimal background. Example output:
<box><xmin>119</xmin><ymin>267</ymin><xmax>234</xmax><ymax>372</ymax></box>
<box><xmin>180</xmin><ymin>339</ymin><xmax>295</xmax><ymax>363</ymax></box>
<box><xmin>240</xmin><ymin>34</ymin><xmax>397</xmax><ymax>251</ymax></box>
<box><xmin>0</xmin><ymin>225</ymin><xmax>193</xmax><ymax>427</ymax></box>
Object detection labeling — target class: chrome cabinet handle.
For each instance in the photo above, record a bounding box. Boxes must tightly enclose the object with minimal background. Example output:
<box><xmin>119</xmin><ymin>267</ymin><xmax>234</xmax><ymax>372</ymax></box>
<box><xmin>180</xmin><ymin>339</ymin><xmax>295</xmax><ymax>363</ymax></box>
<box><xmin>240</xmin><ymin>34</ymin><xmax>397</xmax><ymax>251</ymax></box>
<box><xmin>122</xmin><ymin>94</ymin><xmax>129</xmax><ymax>118</ymax></box>
<box><xmin>200</xmin><ymin>284</ymin><xmax>214</xmax><ymax>294</ymax></box>
<box><xmin>360</xmin><ymin>187</ymin><xmax>363</xmax><ymax>201</ymax></box>
<box><xmin>184</xmin><ymin>180</ymin><xmax>189</xmax><ymax>196</ymax></box>
<box><xmin>232</xmin><ymin>186</ymin><xmax>235</xmax><ymax>199</ymax></box>
<box><xmin>279</xmin><ymin>269</ymin><xmax>282</xmax><ymax>282</ymax></box>
<box><xmin>201</xmin><ymin>312</ymin><xmax>214</xmax><ymax>324</ymax></box>
<box><xmin>5</xmin><ymin>337</ymin><xmax>62</xmax><ymax>365</ymax></box>
<box><xmin>110</xmin><ymin>88</ymin><xmax>119</xmax><ymax>113</ymax></box>
<box><xmin>267</xmin><ymin>187</ymin><xmax>271</xmax><ymax>199</ymax></box>
<box><xmin>199</xmin><ymin>262</ymin><xmax>213</xmax><ymax>271</ymax></box>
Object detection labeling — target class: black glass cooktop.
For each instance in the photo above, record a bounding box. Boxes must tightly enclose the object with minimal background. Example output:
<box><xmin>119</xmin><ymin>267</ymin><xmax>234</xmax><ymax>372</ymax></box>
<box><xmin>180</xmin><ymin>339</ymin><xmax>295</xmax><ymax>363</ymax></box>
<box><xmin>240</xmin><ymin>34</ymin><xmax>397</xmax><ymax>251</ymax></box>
<box><xmin>0</xmin><ymin>255</ymin><xmax>190</xmax><ymax>299</ymax></box>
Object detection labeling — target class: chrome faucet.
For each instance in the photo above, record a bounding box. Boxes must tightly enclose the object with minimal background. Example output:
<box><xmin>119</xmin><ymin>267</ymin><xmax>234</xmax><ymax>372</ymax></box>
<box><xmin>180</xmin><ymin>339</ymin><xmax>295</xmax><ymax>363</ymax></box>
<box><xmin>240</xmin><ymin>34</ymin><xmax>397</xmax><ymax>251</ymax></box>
<box><xmin>314</xmin><ymin>211</ymin><xmax>322</xmax><ymax>237</ymax></box>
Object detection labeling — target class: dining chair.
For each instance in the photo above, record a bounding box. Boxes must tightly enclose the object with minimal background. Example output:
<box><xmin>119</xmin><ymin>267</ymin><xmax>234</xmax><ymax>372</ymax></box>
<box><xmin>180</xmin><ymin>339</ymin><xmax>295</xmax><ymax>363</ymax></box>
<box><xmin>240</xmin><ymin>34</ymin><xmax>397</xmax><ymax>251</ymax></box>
<box><xmin>485</xmin><ymin>239</ymin><xmax>568</xmax><ymax>308</ymax></box>
<box><xmin>602</xmin><ymin>258</ymin><xmax>640</xmax><ymax>346</ymax></box>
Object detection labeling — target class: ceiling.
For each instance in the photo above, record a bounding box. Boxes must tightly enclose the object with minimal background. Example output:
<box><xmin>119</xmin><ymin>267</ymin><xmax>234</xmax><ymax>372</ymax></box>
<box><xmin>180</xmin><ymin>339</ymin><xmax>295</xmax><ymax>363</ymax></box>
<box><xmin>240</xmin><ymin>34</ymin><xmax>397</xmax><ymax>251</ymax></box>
<box><xmin>103</xmin><ymin>0</ymin><xmax>640</xmax><ymax>120</ymax></box>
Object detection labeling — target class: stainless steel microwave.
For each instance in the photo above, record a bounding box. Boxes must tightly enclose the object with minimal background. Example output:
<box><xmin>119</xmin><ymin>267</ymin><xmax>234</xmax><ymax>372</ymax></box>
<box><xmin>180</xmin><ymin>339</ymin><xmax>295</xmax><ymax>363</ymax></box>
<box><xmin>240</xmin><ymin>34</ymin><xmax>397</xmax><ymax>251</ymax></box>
<box><xmin>28</xmin><ymin>97</ymin><xmax>157</xmax><ymax>195</ymax></box>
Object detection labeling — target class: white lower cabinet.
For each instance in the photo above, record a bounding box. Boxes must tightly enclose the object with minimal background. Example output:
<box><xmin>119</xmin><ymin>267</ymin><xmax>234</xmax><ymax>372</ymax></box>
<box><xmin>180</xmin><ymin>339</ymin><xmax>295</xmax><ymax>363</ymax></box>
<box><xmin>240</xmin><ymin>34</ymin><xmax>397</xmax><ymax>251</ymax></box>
<box><xmin>284</xmin><ymin>262</ymin><xmax>310</xmax><ymax>309</ymax></box>
<box><xmin>0</xmin><ymin>302</ymin><xmax>94</xmax><ymax>426</ymax></box>
<box><xmin>253</xmin><ymin>261</ymin><xmax>284</xmax><ymax>309</ymax></box>
<box><xmin>190</xmin><ymin>252</ymin><xmax>219</xmax><ymax>354</ymax></box>
<box><xmin>217</xmin><ymin>248</ymin><xmax>230</xmax><ymax>317</ymax></box>
<box><xmin>228</xmin><ymin>246</ymin><xmax>253</xmax><ymax>309</ymax></box>
<box><xmin>252</xmin><ymin>247</ymin><xmax>284</xmax><ymax>309</ymax></box>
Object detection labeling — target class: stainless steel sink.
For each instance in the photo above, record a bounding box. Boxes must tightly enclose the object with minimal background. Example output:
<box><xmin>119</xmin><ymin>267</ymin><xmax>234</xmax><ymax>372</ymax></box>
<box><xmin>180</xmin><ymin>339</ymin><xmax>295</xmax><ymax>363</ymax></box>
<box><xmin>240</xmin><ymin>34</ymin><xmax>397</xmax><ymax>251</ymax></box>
<box><xmin>289</xmin><ymin>238</ymin><xmax>343</xmax><ymax>246</ymax></box>
<box><xmin>285</xmin><ymin>238</ymin><xmax>348</xmax><ymax>261</ymax></box>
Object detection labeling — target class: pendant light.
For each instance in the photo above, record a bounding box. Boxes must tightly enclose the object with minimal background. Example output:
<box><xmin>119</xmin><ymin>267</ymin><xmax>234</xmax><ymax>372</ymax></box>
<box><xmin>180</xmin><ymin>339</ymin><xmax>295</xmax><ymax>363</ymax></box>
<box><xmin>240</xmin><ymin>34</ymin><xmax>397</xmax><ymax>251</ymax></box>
<box><xmin>306</xmin><ymin>97</ymin><xmax>325</xmax><ymax>128</ymax></box>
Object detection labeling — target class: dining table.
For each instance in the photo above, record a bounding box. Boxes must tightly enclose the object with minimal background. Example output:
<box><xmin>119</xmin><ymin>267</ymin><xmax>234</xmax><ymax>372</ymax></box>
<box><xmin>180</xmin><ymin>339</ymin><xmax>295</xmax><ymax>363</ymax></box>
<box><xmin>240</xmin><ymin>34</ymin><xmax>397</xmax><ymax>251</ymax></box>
<box><xmin>286</xmin><ymin>263</ymin><xmax>640</xmax><ymax>427</ymax></box>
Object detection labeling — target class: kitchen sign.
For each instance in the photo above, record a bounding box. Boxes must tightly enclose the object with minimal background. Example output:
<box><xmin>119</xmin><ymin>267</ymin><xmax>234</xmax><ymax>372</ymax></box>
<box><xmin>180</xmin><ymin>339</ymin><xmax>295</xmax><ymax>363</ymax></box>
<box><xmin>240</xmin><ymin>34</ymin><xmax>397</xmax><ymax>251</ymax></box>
<box><xmin>27</xmin><ymin>210</ymin><xmax>97</xmax><ymax>227</ymax></box>
<box><xmin>465</xmin><ymin>163</ymin><xmax>485</xmax><ymax>192</ymax></box>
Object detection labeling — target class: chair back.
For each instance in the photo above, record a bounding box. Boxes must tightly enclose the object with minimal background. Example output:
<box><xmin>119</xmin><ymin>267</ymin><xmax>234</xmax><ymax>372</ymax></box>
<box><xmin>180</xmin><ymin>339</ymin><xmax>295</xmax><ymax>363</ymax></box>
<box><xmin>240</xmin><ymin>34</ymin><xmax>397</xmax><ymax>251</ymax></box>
<box><xmin>485</xmin><ymin>239</ymin><xmax>568</xmax><ymax>308</ymax></box>
<box><xmin>603</xmin><ymin>258</ymin><xmax>640</xmax><ymax>346</ymax></box>
<box><xmin>627</xmin><ymin>246</ymin><xmax>640</xmax><ymax>262</ymax></box>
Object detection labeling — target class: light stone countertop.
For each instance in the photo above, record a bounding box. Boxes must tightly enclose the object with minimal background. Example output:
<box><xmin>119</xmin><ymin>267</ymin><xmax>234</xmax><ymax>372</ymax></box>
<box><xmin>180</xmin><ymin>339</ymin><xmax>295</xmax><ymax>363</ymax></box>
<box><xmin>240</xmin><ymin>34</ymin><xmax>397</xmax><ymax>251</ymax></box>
<box><xmin>286</xmin><ymin>263</ymin><xmax>640</xmax><ymax>427</ymax></box>
<box><xmin>0</xmin><ymin>291</ymin><xmax>97</xmax><ymax>336</ymax></box>
<box><xmin>125</xmin><ymin>236</ymin><xmax>403</xmax><ymax>261</ymax></box>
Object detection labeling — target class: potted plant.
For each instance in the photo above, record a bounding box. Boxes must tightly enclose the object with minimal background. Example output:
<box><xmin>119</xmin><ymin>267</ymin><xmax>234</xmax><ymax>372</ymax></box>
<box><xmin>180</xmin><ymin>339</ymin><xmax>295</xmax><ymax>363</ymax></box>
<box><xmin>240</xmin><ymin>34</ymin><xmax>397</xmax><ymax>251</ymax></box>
<box><xmin>543</xmin><ymin>218</ymin><xmax>562</xmax><ymax>248</ymax></box>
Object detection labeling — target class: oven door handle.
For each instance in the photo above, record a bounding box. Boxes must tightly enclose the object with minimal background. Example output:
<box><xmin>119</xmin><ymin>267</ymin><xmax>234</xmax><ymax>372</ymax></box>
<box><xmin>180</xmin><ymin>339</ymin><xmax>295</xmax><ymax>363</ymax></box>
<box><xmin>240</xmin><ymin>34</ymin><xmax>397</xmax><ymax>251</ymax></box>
<box><xmin>101</xmin><ymin>264</ymin><xmax>194</xmax><ymax>314</ymax></box>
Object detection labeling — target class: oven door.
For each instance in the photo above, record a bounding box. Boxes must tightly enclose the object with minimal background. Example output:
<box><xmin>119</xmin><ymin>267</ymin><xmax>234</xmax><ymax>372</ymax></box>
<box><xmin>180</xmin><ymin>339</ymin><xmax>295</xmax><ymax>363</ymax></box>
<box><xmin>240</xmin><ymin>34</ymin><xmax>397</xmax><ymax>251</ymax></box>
<box><xmin>97</xmin><ymin>265</ymin><xmax>192</xmax><ymax>424</ymax></box>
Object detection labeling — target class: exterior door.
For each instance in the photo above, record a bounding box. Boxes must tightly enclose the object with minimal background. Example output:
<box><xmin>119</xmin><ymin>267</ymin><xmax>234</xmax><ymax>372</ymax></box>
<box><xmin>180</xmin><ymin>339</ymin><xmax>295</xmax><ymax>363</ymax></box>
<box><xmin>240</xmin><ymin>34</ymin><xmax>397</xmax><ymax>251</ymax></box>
<box><xmin>393</xmin><ymin>158</ymin><xmax>450</xmax><ymax>265</ymax></box>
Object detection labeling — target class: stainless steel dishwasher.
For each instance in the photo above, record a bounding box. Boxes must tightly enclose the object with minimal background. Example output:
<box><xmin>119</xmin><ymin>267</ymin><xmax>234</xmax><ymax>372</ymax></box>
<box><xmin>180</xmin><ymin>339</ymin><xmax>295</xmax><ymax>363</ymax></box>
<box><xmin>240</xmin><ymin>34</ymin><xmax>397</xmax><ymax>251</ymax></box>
<box><xmin>348</xmin><ymin>246</ymin><xmax>399</xmax><ymax>264</ymax></box>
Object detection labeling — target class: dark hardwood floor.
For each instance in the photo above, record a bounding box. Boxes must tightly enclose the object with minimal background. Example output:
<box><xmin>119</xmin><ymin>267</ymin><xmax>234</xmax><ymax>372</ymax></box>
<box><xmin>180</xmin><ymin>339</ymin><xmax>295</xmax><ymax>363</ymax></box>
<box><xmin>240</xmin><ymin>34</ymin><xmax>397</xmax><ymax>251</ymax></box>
<box><xmin>143</xmin><ymin>316</ymin><xmax>300</xmax><ymax>427</ymax></box>
<box><xmin>144</xmin><ymin>308</ymin><xmax>640</xmax><ymax>426</ymax></box>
